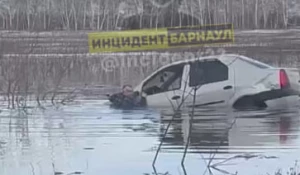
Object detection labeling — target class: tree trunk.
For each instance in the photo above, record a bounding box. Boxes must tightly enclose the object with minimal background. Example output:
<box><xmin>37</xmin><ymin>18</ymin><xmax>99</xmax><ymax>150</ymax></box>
<box><xmin>73</xmin><ymin>4</ymin><xmax>77</xmax><ymax>30</ymax></box>
<box><xmin>48</xmin><ymin>0</ymin><xmax>51</xmax><ymax>28</ymax></box>
<box><xmin>27</xmin><ymin>8</ymin><xmax>30</xmax><ymax>30</ymax></box>
<box><xmin>115</xmin><ymin>8</ymin><xmax>121</xmax><ymax>29</ymax></box>
<box><xmin>83</xmin><ymin>0</ymin><xmax>87</xmax><ymax>29</ymax></box>
<box><xmin>171</xmin><ymin>6</ymin><xmax>174</xmax><ymax>27</ymax></box>
<box><xmin>90</xmin><ymin>1</ymin><xmax>95</xmax><ymax>29</ymax></box>
<box><xmin>214</xmin><ymin>0</ymin><xmax>217</xmax><ymax>24</ymax></box>
<box><xmin>9</xmin><ymin>10</ymin><xmax>12</xmax><ymax>29</ymax></box>
<box><xmin>282</xmin><ymin>0</ymin><xmax>288</xmax><ymax>28</ymax></box>
<box><xmin>242</xmin><ymin>0</ymin><xmax>245</xmax><ymax>28</ymax></box>
<box><xmin>17</xmin><ymin>8</ymin><xmax>20</xmax><ymax>30</ymax></box>
<box><xmin>198</xmin><ymin>0</ymin><xmax>203</xmax><ymax>24</ymax></box>
<box><xmin>225</xmin><ymin>0</ymin><xmax>229</xmax><ymax>23</ymax></box>
<box><xmin>155</xmin><ymin>13</ymin><xmax>158</xmax><ymax>29</ymax></box>
<box><xmin>43</xmin><ymin>11</ymin><xmax>46</xmax><ymax>30</ymax></box>
<box><xmin>255</xmin><ymin>0</ymin><xmax>258</xmax><ymax>28</ymax></box>
<box><xmin>179</xmin><ymin>12</ymin><xmax>182</xmax><ymax>26</ymax></box>
<box><xmin>150</xmin><ymin>7</ymin><xmax>153</xmax><ymax>28</ymax></box>
<box><xmin>230</xmin><ymin>0</ymin><xmax>233</xmax><ymax>24</ymax></box>
<box><xmin>139</xmin><ymin>14</ymin><xmax>142</xmax><ymax>29</ymax></box>
<box><xmin>261</xmin><ymin>0</ymin><xmax>267</xmax><ymax>28</ymax></box>
<box><xmin>1</xmin><ymin>14</ymin><xmax>5</xmax><ymax>29</ymax></box>
<box><xmin>64</xmin><ymin>0</ymin><xmax>70</xmax><ymax>30</ymax></box>
<box><xmin>100</xmin><ymin>11</ymin><xmax>106</xmax><ymax>30</ymax></box>
<box><xmin>277</xmin><ymin>8</ymin><xmax>279</xmax><ymax>28</ymax></box>
<box><xmin>207</xmin><ymin>0</ymin><xmax>211</xmax><ymax>24</ymax></box>
<box><xmin>106</xmin><ymin>12</ymin><xmax>109</xmax><ymax>30</ymax></box>
<box><xmin>97</xmin><ymin>1</ymin><xmax>101</xmax><ymax>29</ymax></box>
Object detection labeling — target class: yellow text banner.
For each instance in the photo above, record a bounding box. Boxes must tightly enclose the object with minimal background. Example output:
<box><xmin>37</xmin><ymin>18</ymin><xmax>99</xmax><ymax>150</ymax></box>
<box><xmin>88</xmin><ymin>23</ymin><xmax>234</xmax><ymax>53</ymax></box>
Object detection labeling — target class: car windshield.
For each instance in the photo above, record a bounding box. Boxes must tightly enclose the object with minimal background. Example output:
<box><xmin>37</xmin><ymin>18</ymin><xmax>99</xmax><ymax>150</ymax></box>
<box><xmin>142</xmin><ymin>63</ymin><xmax>184</xmax><ymax>95</ymax></box>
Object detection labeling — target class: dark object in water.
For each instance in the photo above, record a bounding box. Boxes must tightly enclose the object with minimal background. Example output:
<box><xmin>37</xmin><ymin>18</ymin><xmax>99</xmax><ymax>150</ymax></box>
<box><xmin>108</xmin><ymin>91</ymin><xmax>147</xmax><ymax>110</ymax></box>
<box><xmin>66</xmin><ymin>171</ymin><xmax>84</xmax><ymax>175</ymax></box>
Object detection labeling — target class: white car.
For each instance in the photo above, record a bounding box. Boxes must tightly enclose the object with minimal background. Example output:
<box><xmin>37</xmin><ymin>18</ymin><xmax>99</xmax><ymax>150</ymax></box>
<box><xmin>134</xmin><ymin>54</ymin><xmax>300</xmax><ymax>110</ymax></box>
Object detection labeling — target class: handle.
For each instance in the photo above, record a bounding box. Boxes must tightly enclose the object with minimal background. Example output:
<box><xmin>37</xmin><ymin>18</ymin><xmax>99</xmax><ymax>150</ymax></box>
<box><xmin>223</xmin><ymin>85</ymin><xmax>233</xmax><ymax>90</ymax></box>
<box><xmin>172</xmin><ymin>95</ymin><xmax>181</xmax><ymax>100</ymax></box>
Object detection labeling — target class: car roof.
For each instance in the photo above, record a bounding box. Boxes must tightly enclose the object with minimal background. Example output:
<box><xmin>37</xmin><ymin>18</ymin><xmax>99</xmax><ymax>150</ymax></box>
<box><xmin>151</xmin><ymin>54</ymin><xmax>273</xmax><ymax>74</ymax></box>
<box><xmin>237</xmin><ymin>55</ymin><xmax>273</xmax><ymax>68</ymax></box>
<box><xmin>155</xmin><ymin>54</ymin><xmax>238</xmax><ymax>70</ymax></box>
<box><xmin>139</xmin><ymin>54</ymin><xmax>273</xmax><ymax>87</ymax></box>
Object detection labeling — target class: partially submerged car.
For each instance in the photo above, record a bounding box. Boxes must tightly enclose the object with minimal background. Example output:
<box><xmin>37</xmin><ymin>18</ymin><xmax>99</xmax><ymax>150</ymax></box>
<box><xmin>134</xmin><ymin>54</ymin><xmax>300</xmax><ymax>110</ymax></box>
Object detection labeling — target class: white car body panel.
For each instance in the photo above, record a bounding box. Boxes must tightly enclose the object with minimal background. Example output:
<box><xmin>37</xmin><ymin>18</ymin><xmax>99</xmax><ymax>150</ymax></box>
<box><xmin>181</xmin><ymin>63</ymin><xmax>235</xmax><ymax>109</ymax></box>
<box><xmin>134</xmin><ymin>54</ymin><xmax>300</xmax><ymax>110</ymax></box>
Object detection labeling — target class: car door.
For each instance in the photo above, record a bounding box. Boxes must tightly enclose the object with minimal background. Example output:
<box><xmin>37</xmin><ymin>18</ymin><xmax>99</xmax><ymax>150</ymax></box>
<box><xmin>141</xmin><ymin>63</ymin><xmax>189</xmax><ymax>109</ymax></box>
<box><xmin>183</xmin><ymin>59</ymin><xmax>235</xmax><ymax>109</ymax></box>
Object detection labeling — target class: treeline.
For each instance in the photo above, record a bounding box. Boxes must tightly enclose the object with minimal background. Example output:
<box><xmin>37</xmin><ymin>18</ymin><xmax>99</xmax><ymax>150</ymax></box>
<box><xmin>0</xmin><ymin>0</ymin><xmax>299</xmax><ymax>31</ymax></box>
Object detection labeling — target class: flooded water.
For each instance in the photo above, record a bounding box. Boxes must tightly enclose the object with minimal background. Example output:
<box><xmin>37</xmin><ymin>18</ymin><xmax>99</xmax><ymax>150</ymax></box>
<box><xmin>2</xmin><ymin>29</ymin><xmax>300</xmax><ymax>175</ymax></box>
<box><xmin>0</xmin><ymin>99</ymin><xmax>300</xmax><ymax>175</ymax></box>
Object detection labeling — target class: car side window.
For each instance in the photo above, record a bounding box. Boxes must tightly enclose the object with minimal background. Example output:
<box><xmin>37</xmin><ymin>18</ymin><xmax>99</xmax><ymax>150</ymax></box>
<box><xmin>189</xmin><ymin>60</ymin><xmax>228</xmax><ymax>87</ymax></box>
<box><xmin>142</xmin><ymin>64</ymin><xmax>184</xmax><ymax>95</ymax></box>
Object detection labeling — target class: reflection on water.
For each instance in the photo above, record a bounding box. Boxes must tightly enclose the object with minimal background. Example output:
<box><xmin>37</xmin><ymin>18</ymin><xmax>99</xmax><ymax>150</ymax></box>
<box><xmin>159</xmin><ymin>110</ymin><xmax>300</xmax><ymax>152</ymax></box>
<box><xmin>0</xmin><ymin>100</ymin><xmax>300</xmax><ymax>175</ymax></box>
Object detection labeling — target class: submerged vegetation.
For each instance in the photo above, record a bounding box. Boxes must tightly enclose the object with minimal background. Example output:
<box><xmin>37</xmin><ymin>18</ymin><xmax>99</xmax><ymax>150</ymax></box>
<box><xmin>0</xmin><ymin>55</ymin><xmax>79</xmax><ymax>109</ymax></box>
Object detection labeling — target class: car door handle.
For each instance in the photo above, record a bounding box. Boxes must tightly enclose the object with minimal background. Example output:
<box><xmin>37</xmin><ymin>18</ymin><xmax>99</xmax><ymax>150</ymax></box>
<box><xmin>172</xmin><ymin>95</ymin><xmax>181</xmax><ymax>100</ymax></box>
<box><xmin>223</xmin><ymin>85</ymin><xmax>233</xmax><ymax>90</ymax></box>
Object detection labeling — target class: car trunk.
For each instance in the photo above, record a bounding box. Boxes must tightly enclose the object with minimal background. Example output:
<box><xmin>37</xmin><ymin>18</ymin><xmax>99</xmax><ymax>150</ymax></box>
<box><xmin>255</xmin><ymin>67</ymin><xmax>300</xmax><ymax>102</ymax></box>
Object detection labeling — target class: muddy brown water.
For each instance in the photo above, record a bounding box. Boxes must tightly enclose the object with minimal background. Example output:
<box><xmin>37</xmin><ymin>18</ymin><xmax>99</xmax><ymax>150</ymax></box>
<box><xmin>0</xmin><ymin>98</ymin><xmax>300</xmax><ymax>175</ymax></box>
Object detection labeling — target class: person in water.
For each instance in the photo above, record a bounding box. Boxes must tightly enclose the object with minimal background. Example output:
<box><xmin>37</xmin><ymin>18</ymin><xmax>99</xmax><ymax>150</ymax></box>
<box><xmin>108</xmin><ymin>85</ymin><xmax>146</xmax><ymax>109</ymax></box>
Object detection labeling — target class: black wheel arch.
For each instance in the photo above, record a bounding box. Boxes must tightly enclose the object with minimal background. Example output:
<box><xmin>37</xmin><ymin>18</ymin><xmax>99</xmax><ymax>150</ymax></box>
<box><xmin>233</xmin><ymin>95</ymin><xmax>267</xmax><ymax>110</ymax></box>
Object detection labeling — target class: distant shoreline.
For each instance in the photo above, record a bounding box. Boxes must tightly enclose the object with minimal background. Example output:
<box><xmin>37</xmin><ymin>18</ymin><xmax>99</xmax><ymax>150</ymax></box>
<box><xmin>1</xmin><ymin>28</ymin><xmax>300</xmax><ymax>34</ymax></box>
